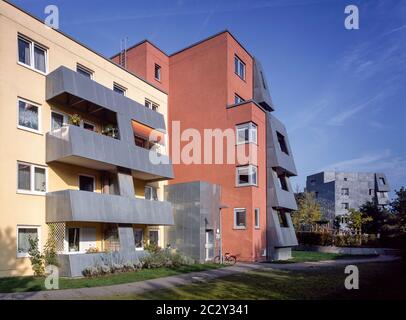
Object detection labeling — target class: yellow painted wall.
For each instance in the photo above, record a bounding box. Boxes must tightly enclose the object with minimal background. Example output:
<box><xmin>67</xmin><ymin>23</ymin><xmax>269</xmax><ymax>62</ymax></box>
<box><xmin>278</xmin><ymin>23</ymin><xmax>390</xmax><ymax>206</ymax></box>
<box><xmin>0</xmin><ymin>1</ymin><xmax>169</xmax><ymax>276</ymax></box>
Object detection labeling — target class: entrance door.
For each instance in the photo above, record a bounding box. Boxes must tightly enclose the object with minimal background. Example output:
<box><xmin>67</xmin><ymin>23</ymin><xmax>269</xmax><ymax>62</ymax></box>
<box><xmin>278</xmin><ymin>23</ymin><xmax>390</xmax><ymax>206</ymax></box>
<box><xmin>205</xmin><ymin>230</ymin><xmax>214</xmax><ymax>261</ymax></box>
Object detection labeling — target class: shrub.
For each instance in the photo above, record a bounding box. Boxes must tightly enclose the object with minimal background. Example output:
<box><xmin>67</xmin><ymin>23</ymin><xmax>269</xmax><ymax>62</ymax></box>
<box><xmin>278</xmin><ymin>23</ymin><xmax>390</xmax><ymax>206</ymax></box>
<box><xmin>111</xmin><ymin>263</ymin><xmax>124</xmax><ymax>273</ymax></box>
<box><xmin>123</xmin><ymin>261</ymin><xmax>135</xmax><ymax>272</ymax></box>
<box><xmin>43</xmin><ymin>225</ymin><xmax>60</xmax><ymax>267</ymax></box>
<box><xmin>140</xmin><ymin>249</ymin><xmax>195</xmax><ymax>269</ymax></box>
<box><xmin>28</xmin><ymin>237</ymin><xmax>45</xmax><ymax>277</ymax></box>
<box><xmin>98</xmin><ymin>265</ymin><xmax>111</xmax><ymax>275</ymax></box>
<box><xmin>82</xmin><ymin>266</ymin><xmax>99</xmax><ymax>277</ymax></box>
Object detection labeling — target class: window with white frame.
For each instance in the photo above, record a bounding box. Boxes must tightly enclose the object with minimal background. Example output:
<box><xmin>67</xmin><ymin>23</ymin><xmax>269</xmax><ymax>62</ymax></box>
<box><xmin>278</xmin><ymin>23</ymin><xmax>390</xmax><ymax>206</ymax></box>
<box><xmin>236</xmin><ymin>165</ymin><xmax>257</xmax><ymax>186</ymax></box>
<box><xmin>134</xmin><ymin>228</ymin><xmax>144</xmax><ymax>250</ymax></box>
<box><xmin>18</xmin><ymin>35</ymin><xmax>47</xmax><ymax>73</ymax></box>
<box><xmin>17</xmin><ymin>226</ymin><xmax>40</xmax><ymax>257</ymax></box>
<box><xmin>145</xmin><ymin>99</ymin><xmax>159</xmax><ymax>112</ymax></box>
<box><xmin>149</xmin><ymin>229</ymin><xmax>159</xmax><ymax>245</ymax></box>
<box><xmin>17</xmin><ymin>162</ymin><xmax>47</xmax><ymax>194</ymax></box>
<box><xmin>254</xmin><ymin>208</ymin><xmax>260</xmax><ymax>229</ymax></box>
<box><xmin>234</xmin><ymin>208</ymin><xmax>247</xmax><ymax>229</ymax></box>
<box><xmin>234</xmin><ymin>55</ymin><xmax>246</xmax><ymax>80</ymax></box>
<box><xmin>76</xmin><ymin>64</ymin><xmax>93</xmax><ymax>79</ymax></box>
<box><xmin>17</xmin><ymin>98</ymin><xmax>41</xmax><ymax>133</ymax></box>
<box><xmin>145</xmin><ymin>185</ymin><xmax>158</xmax><ymax>200</ymax></box>
<box><xmin>236</xmin><ymin>122</ymin><xmax>257</xmax><ymax>144</ymax></box>
<box><xmin>113</xmin><ymin>83</ymin><xmax>126</xmax><ymax>95</ymax></box>
<box><xmin>51</xmin><ymin>111</ymin><xmax>68</xmax><ymax>130</ymax></box>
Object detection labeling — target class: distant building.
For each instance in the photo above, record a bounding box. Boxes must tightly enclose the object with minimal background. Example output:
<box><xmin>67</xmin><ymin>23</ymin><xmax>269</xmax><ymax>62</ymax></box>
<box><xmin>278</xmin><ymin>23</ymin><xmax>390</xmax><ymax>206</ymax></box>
<box><xmin>306</xmin><ymin>171</ymin><xmax>390</xmax><ymax>224</ymax></box>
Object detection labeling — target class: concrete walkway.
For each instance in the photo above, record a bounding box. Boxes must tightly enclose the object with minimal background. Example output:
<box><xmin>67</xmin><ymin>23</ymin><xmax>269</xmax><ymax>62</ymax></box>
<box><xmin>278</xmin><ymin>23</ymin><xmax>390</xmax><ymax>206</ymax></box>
<box><xmin>0</xmin><ymin>255</ymin><xmax>399</xmax><ymax>300</ymax></box>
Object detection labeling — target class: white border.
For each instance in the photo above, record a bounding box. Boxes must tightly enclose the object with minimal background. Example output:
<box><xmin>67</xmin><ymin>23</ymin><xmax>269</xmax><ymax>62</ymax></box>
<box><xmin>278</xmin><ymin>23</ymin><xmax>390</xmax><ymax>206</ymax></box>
<box><xmin>17</xmin><ymin>97</ymin><xmax>42</xmax><ymax>135</ymax></box>
<box><xmin>16</xmin><ymin>161</ymin><xmax>48</xmax><ymax>196</ymax></box>
<box><xmin>234</xmin><ymin>208</ymin><xmax>247</xmax><ymax>229</ymax></box>
<box><xmin>16</xmin><ymin>225</ymin><xmax>41</xmax><ymax>258</ymax></box>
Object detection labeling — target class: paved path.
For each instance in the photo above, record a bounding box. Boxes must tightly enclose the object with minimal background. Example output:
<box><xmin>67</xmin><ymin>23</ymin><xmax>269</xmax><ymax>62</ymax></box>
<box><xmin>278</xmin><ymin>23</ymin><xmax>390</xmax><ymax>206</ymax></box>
<box><xmin>0</xmin><ymin>255</ymin><xmax>399</xmax><ymax>300</ymax></box>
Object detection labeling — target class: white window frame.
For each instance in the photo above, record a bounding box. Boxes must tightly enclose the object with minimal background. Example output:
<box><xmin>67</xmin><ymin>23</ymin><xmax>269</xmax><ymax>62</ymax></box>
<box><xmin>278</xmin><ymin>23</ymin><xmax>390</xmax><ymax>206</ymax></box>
<box><xmin>81</xmin><ymin>120</ymin><xmax>96</xmax><ymax>132</ymax></box>
<box><xmin>254</xmin><ymin>208</ymin><xmax>260</xmax><ymax>229</ymax></box>
<box><xmin>236</xmin><ymin>122</ymin><xmax>257</xmax><ymax>145</ymax></box>
<box><xmin>148</xmin><ymin>227</ymin><xmax>160</xmax><ymax>246</ymax></box>
<box><xmin>17</xmin><ymin>161</ymin><xmax>47</xmax><ymax>195</ymax></box>
<box><xmin>17</xmin><ymin>34</ymin><xmax>48</xmax><ymax>75</ymax></box>
<box><xmin>17</xmin><ymin>98</ymin><xmax>42</xmax><ymax>134</ymax></box>
<box><xmin>234</xmin><ymin>55</ymin><xmax>246</xmax><ymax>80</ymax></box>
<box><xmin>134</xmin><ymin>228</ymin><xmax>144</xmax><ymax>251</ymax></box>
<box><xmin>144</xmin><ymin>185</ymin><xmax>158</xmax><ymax>201</ymax></box>
<box><xmin>78</xmin><ymin>174</ymin><xmax>96</xmax><ymax>192</ymax></box>
<box><xmin>50</xmin><ymin>110</ymin><xmax>69</xmax><ymax>130</ymax></box>
<box><xmin>234</xmin><ymin>208</ymin><xmax>247</xmax><ymax>229</ymax></box>
<box><xmin>113</xmin><ymin>82</ymin><xmax>127</xmax><ymax>96</ymax></box>
<box><xmin>76</xmin><ymin>63</ymin><xmax>94</xmax><ymax>79</ymax></box>
<box><xmin>236</xmin><ymin>165</ymin><xmax>258</xmax><ymax>187</ymax></box>
<box><xmin>145</xmin><ymin>99</ymin><xmax>159</xmax><ymax>112</ymax></box>
<box><xmin>16</xmin><ymin>225</ymin><xmax>41</xmax><ymax>258</ymax></box>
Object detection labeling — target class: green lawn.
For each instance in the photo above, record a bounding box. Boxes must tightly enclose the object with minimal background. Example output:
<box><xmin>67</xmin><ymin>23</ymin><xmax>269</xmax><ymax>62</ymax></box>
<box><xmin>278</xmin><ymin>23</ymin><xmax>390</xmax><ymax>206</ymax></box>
<box><xmin>0</xmin><ymin>263</ymin><xmax>222</xmax><ymax>293</ymax></box>
<box><xmin>104</xmin><ymin>261</ymin><xmax>406</xmax><ymax>300</ymax></box>
<box><xmin>275</xmin><ymin>250</ymin><xmax>379</xmax><ymax>264</ymax></box>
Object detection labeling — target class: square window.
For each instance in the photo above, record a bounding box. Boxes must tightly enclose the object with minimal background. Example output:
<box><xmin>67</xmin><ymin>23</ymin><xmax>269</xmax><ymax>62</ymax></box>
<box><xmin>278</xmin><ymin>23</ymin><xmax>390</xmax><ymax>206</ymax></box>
<box><xmin>17</xmin><ymin>226</ymin><xmax>39</xmax><ymax>257</ymax></box>
<box><xmin>79</xmin><ymin>175</ymin><xmax>95</xmax><ymax>192</ymax></box>
<box><xmin>154</xmin><ymin>64</ymin><xmax>161</xmax><ymax>81</ymax></box>
<box><xmin>234</xmin><ymin>208</ymin><xmax>246</xmax><ymax>229</ymax></box>
<box><xmin>76</xmin><ymin>64</ymin><xmax>93</xmax><ymax>78</ymax></box>
<box><xmin>145</xmin><ymin>186</ymin><xmax>158</xmax><ymax>200</ymax></box>
<box><xmin>17</xmin><ymin>162</ymin><xmax>47</xmax><ymax>194</ymax></box>
<box><xmin>236</xmin><ymin>122</ymin><xmax>257</xmax><ymax>144</ymax></box>
<box><xmin>18</xmin><ymin>99</ymin><xmax>40</xmax><ymax>132</ymax></box>
<box><xmin>51</xmin><ymin>111</ymin><xmax>66</xmax><ymax>130</ymax></box>
<box><xmin>17</xmin><ymin>35</ymin><xmax>47</xmax><ymax>73</ymax></box>
<box><xmin>236</xmin><ymin>165</ymin><xmax>257</xmax><ymax>187</ymax></box>
<box><xmin>341</xmin><ymin>188</ymin><xmax>349</xmax><ymax>196</ymax></box>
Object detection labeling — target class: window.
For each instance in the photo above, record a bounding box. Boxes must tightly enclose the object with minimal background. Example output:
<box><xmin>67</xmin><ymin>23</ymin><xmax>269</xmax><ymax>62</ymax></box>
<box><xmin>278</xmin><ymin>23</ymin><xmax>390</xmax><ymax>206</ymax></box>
<box><xmin>76</xmin><ymin>64</ymin><xmax>93</xmax><ymax>79</ymax></box>
<box><xmin>149</xmin><ymin>230</ymin><xmax>159</xmax><ymax>245</ymax></box>
<box><xmin>236</xmin><ymin>122</ymin><xmax>257</xmax><ymax>144</ymax></box>
<box><xmin>236</xmin><ymin>165</ymin><xmax>257</xmax><ymax>187</ymax></box>
<box><xmin>315</xmin><ymin>192</ymin><xmax>319</xmax><ymax>198</ymax></box>
<box><xmin>254</xmin><ymin>208</ymin><xmax>260</xmax><ymax>229</ymax></box>
<box><xmin>17</xmin><ymin>162</ymin><xmax>47</xmax><ymax>194</ymax></box>
<box><xmin>154</xmin><ymin>64</ymin><xmax>161</xmax><ymax>81</ymax></box>
<box><xmin>113</xmin><ymin>83</ymin><xmax>126</xmax><ymax>95</ymax></box>
<box><xmin>379</xmin><ymin>177</ymin><xmax>386</xmax><ymax>185</ymax></box>
<box><xmin>310</xmin><ymin>179</ymin><xmax>316</xmax><ymax>186</ymax></box>
<box><xmin>51</xmin><ymin>111</ymin><xmax>68</xmax><ymax>130</ymax></box>
<box><xmin>369</xmin><ymin>189</ymin><xmax>374</xmax><ymax>196</ymax></box>
<box><xmin>18</xmin><ymin>35</ymin><xmax>47</xmax><ymax>73</ymax></box>
<box><xmin>18</xmin><ymin>98</ymin><xmax>40</xmax><ymax>133</ymax></box>
<box><xmin>234</xmin><ymin>94</ymin><xmax>244</xmax><ymax>104</ymax></box>
<box><xmin>275</xmin><ymin>171</ymin><xmax>289</xmax><ymax>191</ymax></box>
<box><xmin>343</xmin><ymin>177</ymin><xmax>348</xmax><ymax>181</ymax></box>
<box><xmin>234</xmin><ymin>55</ymin><xmax>245</xmax><ymax>80</ymax></box>
<box><xmin>134</xmin><ymin>229</ymin><xmax>144</xmax><ymax>250</ymax></box>
<box><xmin>341</xmin><ymin>203</ymin><xmax>349</xmax><ymax>210</ymax></box>
<box><xmin>260</xmin><ymin>71</ymin><xmax>267</xmax><ymax>89</ymax></box>
<box><xmin>145</xmin><ymin>186</ymin><xmax>158</xmax><ymax>201</ymax></box>
<box><xmin>83</xmin><ymin>121</ymin><xmax>95</xmax><ymax>132</ymax></box>
<box><xmin>276</xmin><ymin>210</ymin><xmax>289</xmax><ymax>227</ymax></box>
<box><xmin>145</xmin><ymin>99</ymin><xmax>158</xmax><ymax>112</ymax></box>
<box><xmin>276</xmin><ymin>131</ymin><xmax>289</xmax><ymax>155</ymax></box>
<box><xmin>79</xmin><ymin>175</ymin><xmax>95</xmax><ymax>192</ymax></box>
<box><xmin>341</xmin><ymin>188</ymin><xmax>349</xmax><ymax>196</ymax></box>
<box><xmin>378</xmin><ymin>192</ymin><xmax>388</xmax><ymax>199</ymax></box>
<box><xmin>68</xmin><ymin>228</ymin><xmax>80</xmax><ymax>252</ymax></box>
<box><xmin>234</xmin><ymin>208</ymin><xmax>246</xmax><ymax>229</ymax></box>
<box><xmin>17</xmin><ymin>226</ymin><xmax>40</xmax><ymax>257</ymax></box>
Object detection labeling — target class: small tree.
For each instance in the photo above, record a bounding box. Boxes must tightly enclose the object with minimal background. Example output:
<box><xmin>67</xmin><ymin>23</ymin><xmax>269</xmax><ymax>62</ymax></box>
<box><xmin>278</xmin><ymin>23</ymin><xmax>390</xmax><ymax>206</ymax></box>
<box><xmin>346</xmin><ymin>208</ymin><xmax>373</xmax><ymax>234</ymax></box>
<box><xmin>391</xmin><ymin>187</ymin><xmax>406</xmax><ymax>233</ymax></box>
<box><xmin>359</xmin><ymin>201</ymin><xmax>389</xmax><ymax>235</ymax></box>
<box><xmin>28</xmin><ymin>237</ymin><xmax>45</xmax><ymax>277</ymax></box>
<box><xmin>292</xmin><ymin>192</ymin><xmax>322</xmax><ymax>231</ymax></box>
<box><xmin>43</xmin><ymin>225</ymin><xmax>59</xmax><ymax>267</ymax></box>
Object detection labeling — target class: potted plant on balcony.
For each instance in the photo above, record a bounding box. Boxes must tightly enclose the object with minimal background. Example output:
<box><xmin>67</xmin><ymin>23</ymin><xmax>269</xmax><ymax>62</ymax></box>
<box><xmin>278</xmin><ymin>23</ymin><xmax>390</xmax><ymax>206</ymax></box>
<box><xmin>69</xmin><ymin>113</ymin><xmax>81</xmax><ymax>126</ymax></box>
<box><xmin>102</xmin><ymin>124</ymin><xmax>119</xmax><ymax>139</ymax></box>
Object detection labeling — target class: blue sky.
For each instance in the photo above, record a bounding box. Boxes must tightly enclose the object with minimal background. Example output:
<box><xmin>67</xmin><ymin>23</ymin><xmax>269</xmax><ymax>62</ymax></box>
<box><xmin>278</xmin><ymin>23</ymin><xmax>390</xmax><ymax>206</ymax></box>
<box><xmin>12</xmin><ymin>0</ymin><xmax>406</xmax><ymax>197</ymax></box>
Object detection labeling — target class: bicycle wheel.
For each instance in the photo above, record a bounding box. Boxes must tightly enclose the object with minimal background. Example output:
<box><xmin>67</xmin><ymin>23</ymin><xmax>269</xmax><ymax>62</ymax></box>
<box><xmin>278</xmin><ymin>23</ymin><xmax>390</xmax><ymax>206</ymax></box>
<box><xmin>226</xmin><ymin>256</ymin><xmax>237</xmax><ymax>265</ymax></box>
<box><xmin>213</xmin><ymin>255</ymin><xmax>221</xmax><ymax>264</ymax></box>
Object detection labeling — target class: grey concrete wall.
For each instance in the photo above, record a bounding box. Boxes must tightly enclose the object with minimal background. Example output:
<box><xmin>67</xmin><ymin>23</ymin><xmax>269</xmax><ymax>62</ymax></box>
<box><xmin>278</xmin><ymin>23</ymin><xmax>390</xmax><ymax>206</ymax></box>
<box><xmin>46</xmin><ymin>189</ymin><xmax>174</xmax><ymax>225</ymax></box>
<box><xmin>164</xmin><ymin>181</ymin><xmax>221</xmax><ymax>262</ymax></box>
<box><xmin>306</xmin><ymin>171</ymin><xmax>391</xmax><ymax>222</ymax></box>
<box><xmin>253</xmin><ymin>57</ymin><xmax>273</xmax><ymax>111</ymax></box>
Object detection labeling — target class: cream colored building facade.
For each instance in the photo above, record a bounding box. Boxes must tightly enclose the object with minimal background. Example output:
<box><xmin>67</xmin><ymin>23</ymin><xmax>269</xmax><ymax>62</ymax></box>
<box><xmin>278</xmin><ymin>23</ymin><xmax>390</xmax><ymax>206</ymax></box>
<box><xmin>0</xmin><ymin>1</ymin><xmax>173</xmax><ymax>277</ymax></box>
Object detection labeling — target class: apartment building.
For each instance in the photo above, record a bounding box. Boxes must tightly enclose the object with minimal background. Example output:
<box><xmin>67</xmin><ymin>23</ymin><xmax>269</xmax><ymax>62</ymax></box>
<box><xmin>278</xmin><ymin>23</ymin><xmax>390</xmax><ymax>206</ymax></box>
<box><xmin>306</xmin><ymin>171</ymin><xmax>391</xmax><ymax>224</ymax></box>
<box><xmin>0</xmin><ymin>1</ymin><xmax>174</xmax><ymax>277</ymax></box>
<box><xmin>113</xmin><ymin>31</ymin><xmax>299</xmax><ymax>261</ymax></box>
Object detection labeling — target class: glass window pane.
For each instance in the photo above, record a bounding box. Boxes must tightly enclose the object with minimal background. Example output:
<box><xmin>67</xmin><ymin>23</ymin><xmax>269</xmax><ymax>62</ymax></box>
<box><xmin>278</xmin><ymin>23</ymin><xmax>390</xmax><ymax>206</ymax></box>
<box><xmin>134</xmin><ymin>229</ymin><xmax>143</xmax><ymax>248</ymax></box>
<box><xmin>51</xmin><ymin>112</ymin><xmax>64</xmax><ymax>130</ymax></box>
<box><xmin>238</xmin><ymin>167</ymin><xmax>249</xmax><ymax>185</ymax></box>
<box><xmin>79</xmin><ymin>176</ymin><xmax>94</xmax><ymax>192</ymax></box>
<box><xmin>34</xmin><ymin>45</ymin><xmax>46</xmax><ymax>72</ymax></box>
<box><xmin>34</xmin><ymin>167</ymin><xmax>46</xmax><ymax>192</ymax></box>
<box><xmin>235</xmin><ymin>210</ymin><xmax>246</xmax><ymax>227</ymax></box>
<box><xmin>19</xmin><ymin>100</ymin><xmax>39</xmax><ymax>130</ymax></box>
<box><xmin>18</xmin><ymin>37</ymin><xmax>31</xmax><ymax>65</ymax></box>
<box><xmin>18</xmin><ymin>163</ymin><xmax>31</xmax><ymax>190</ymax></box>
<box><xmin>68</xmin><ymin>228</ymin><xmax>80</xmax><ymax>252</ymax></box>
<box><xmin>18</xmin><ymin>228</ymin><xmax>38</xmax><ymax>254</ymax></box>
<box><xmin>145</xmin><ymin>186</ymin><xmax>152</xmax><ymax>200</ymax></box>
<box><xmin>149</xmin><ymin>230</ymin><xmax>159</xmax><ymax>245</ymax></box>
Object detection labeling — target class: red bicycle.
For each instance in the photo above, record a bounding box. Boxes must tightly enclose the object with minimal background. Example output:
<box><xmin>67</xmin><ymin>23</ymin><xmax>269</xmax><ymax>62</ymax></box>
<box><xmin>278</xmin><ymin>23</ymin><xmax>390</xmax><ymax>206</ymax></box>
<box><xmin>214</xmin><ymin>252</ymin><xmax>237</xmax><ymax>265</ymax></box>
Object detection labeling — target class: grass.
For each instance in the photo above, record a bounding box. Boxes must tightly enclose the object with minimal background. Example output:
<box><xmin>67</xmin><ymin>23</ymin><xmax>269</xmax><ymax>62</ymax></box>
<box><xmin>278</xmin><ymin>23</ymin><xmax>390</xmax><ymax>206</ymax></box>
<box><xmin>272</xmin><ymin>250</ymin><xmax>379</xmax><ymax>264</ymax></box>
<box><xmin>0</xmin><ymin>263</ymin><xmax>222</xmax><ymax>293</ymax></box>
<box><xmin>103</xmin><ymin>261</ymin><xmax>406</xmax><ymax>300</ymax></box>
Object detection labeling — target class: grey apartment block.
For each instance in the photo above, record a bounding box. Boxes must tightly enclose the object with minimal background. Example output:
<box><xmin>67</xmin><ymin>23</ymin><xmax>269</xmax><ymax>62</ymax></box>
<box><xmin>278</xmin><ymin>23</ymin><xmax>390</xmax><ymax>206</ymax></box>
<box><xmin>164</xmin><ymin>182</ymin><xmax>221</xmax><ymax>263</ymax></box>
<box><xmin>306</xmin><ymin>171</ymin><xmax>391</xmax><ymax>223</ymax></box>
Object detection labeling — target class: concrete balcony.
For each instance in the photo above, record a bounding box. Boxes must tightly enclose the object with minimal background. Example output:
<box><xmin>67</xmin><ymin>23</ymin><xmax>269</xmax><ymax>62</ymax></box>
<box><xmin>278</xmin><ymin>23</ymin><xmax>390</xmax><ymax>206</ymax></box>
<box><xmin>46</xmin><ymin>189</ymin><xmax>174</xmax><ymax>225</ymax></box>
<box><xmin>268</xmin><ymin>186</ymin><xmax>298</xmax><ymax>211</ymax></box>
<box><xmin>46</xmin><ymin>125</ymin><xmax>173</xmax><ymax>180</ymax></box>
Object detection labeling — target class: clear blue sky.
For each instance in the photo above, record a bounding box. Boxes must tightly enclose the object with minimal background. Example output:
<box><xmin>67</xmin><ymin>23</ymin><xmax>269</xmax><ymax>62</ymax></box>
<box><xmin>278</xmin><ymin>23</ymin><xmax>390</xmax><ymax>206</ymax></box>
<box><xmin>12</xmin><ymin>0</ymin><xmax>406</xmax><ymax>197</ymax></box>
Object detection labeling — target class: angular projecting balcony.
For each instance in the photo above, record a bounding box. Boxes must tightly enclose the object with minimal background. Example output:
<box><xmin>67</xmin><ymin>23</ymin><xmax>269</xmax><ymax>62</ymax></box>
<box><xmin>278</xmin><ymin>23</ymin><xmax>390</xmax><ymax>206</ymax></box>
<box><xmin>46</xmin><ymin>125</ymin><xmax>173</xmax><ymax>180</ymax></box>
<box><xmin>46</xmin><ymin>189</ymin><xmax>174</xmax><ymax>225</ymax></box>
<box><xmin>268</xmin><ymin>185</ymin><xmax>298</xmax><ymax>211</ymax></box>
